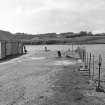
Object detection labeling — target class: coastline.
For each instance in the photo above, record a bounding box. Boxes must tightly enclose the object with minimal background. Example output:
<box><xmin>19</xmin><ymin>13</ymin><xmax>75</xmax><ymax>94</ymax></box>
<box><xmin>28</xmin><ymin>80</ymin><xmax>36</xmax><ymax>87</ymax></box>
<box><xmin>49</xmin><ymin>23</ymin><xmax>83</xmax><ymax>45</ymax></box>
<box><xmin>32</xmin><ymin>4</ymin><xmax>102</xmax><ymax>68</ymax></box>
<box><xmin>24</xmin><ymin>42</ymin><xmax>105</xmax><ymax>45</ymax></box>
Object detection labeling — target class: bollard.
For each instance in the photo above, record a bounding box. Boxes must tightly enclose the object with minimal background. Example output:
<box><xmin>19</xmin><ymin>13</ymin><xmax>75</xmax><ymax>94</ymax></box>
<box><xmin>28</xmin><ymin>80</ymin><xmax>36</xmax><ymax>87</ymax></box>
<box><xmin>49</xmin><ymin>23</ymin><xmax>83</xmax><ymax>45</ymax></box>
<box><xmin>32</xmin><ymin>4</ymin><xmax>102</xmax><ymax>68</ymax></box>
<box><xmin>57</xmin><ymin>51</ymin><xmax>62</xmax><ymax>57</ymax></box>
<box><xmin>44</xmin><ymin>46</ymin><xmax>47</xmax><ymax>52</ymax></box>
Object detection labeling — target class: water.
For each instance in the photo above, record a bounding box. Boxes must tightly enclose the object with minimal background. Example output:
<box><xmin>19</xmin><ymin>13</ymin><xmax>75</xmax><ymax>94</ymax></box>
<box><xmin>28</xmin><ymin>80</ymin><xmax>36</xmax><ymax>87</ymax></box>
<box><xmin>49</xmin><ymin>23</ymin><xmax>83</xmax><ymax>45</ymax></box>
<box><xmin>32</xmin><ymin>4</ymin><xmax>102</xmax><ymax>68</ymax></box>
<box><xmin>26</xmin><ymin>44</ymin><xmax>105</xmax><ymax>78</ymax></box>
<box><xmin>26</xmin><ymin>44</ymin><xmax>105</xmax><ymax>58</ymax></box>
<box><xmin>26</xmin><ymin>44</ymin><xmax>105</xmax><ymax>67</ymax></box>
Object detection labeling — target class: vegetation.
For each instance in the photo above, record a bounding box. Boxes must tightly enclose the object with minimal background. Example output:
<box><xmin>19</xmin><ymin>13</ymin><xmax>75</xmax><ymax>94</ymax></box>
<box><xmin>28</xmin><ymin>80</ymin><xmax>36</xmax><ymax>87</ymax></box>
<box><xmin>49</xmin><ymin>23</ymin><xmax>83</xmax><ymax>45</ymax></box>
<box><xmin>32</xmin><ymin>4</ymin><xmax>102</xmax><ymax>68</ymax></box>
<box><xmin>18</xmin><ymin>31</ymin><xmax>105</xmax><ymax>45</ymax></box>
<box><xmin>0</xmin><ymin>30</ymin><xmax>105</xmax><ymax>44</ymax></box>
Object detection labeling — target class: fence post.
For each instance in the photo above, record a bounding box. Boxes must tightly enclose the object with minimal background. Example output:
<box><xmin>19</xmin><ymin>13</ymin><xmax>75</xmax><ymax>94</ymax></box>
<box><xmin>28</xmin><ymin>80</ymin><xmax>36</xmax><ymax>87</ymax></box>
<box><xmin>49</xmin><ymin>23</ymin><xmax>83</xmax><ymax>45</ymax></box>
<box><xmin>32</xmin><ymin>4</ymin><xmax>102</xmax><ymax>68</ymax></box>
<box><xmin>92</xmin><ymin>54</ymin><xmax>95</xmax><ymax>80</ymax></box>
<box><xmin>72</xmin><ymin>43</ymin><xmax>73</xmax><ymax>53</ymax></box>
<box><xmin>89</xmin><ymin>53</ymin><xmax>91</xmax><ymax>77</ymax></box>
<box><xmin>87</xmin><ymin>53</ymin><xmax>88</xmax><ymax>68</ymax></box>
<box><xmin>98</xmin><ymin>54</ymin><xmax>102</xmax><ymax>89</ymax></box>
<box><xmin>84</xmin><ymin>50</ymin><xmax>86</xmax><ymax>66</ymax></box>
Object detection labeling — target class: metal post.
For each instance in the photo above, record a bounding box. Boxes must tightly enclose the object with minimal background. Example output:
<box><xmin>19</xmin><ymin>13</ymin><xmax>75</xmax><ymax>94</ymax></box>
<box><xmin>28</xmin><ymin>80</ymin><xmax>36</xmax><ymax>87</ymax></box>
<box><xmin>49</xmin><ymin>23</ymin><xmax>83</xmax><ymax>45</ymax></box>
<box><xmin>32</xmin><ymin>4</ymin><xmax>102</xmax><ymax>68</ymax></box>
<box><xmin>83</xmin><ymin>49</ymin><xmax>86</xmax><ymax>64</ymax></box>
<box><xmin>89</xmin><ymin>53</ymin><xmax>91</xmax><ymax>77</ymax></box>
<box><xmin>92</xmin><ymin>55</ymin><xmax>94</xmax><ymax>80</ymax></box>
<box><xmin>98</xmin><ymin>55</ymin><xmax>102</xmax><ymax>88</ymax></box>
<box><xmin>84</xmin><ymin>52</ymin><xmax>88</xmax><ymax>69</ymax></box>
<box><xmin>87</xmin><ymin>53</ymin><xmax>88</xmax><ymax>67</ymax></box>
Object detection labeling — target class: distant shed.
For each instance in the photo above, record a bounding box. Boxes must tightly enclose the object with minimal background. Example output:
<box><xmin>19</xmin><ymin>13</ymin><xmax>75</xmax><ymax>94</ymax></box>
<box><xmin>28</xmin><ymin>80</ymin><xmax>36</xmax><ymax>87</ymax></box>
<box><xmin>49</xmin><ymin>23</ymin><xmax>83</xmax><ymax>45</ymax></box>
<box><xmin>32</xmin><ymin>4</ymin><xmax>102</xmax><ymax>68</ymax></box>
<box><xmin>0</xmin><ymin>30</ymin><xmax>24</xmax><ymax>59</ymax></box>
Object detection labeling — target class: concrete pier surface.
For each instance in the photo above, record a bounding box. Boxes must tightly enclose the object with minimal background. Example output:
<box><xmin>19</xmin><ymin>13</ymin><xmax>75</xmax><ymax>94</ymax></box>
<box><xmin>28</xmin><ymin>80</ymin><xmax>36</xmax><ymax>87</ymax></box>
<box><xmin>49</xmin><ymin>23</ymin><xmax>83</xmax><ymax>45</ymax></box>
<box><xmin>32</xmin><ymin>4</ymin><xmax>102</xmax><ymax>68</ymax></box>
<box><xmin>0</xmin><ymin>50</ymin><xmax>104</xmax><ymax>105</ymax></box>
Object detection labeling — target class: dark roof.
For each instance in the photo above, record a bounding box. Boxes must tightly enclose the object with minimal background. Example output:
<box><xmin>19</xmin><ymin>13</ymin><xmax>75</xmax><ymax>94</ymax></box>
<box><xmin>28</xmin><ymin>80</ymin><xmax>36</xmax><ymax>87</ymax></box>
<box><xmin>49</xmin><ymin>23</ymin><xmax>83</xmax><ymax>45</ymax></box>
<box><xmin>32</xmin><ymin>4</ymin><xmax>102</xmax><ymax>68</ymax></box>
<box><xmin>0</xmin><ymin>30</ymin><xmax>20</xmax><ymax>42</ymax></box>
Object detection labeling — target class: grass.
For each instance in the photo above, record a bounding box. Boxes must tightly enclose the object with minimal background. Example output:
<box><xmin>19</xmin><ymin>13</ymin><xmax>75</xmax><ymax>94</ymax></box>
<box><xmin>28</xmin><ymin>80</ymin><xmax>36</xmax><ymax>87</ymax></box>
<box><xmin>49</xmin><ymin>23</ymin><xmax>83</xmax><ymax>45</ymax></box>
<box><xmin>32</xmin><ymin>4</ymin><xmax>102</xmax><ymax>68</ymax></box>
<box><xmin>24</xmin><ymin>35</ymin><xmax>105</xmax><ymax>45</ymax></box>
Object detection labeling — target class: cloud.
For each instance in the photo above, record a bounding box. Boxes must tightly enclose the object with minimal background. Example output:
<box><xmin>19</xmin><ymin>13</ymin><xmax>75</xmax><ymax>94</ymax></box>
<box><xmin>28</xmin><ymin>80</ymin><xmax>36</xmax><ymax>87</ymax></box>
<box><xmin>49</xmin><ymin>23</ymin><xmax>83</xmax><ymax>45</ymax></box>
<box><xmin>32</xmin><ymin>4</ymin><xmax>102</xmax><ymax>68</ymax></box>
<box><xmin>0</xmin><ymin>0</ymin><xmax>105</xmax><ymax>33</ymax></box>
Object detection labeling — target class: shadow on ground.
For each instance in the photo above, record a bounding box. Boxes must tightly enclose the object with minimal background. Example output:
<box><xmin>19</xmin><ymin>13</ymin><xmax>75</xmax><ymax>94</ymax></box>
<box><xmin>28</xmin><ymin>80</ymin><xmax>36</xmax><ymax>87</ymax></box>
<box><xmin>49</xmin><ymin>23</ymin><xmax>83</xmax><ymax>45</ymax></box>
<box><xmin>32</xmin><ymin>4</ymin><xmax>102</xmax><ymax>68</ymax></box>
<box><xmin>0</xmin><ymin>53</ymin><xmax>27</xmax><ymax>63</ymax></box>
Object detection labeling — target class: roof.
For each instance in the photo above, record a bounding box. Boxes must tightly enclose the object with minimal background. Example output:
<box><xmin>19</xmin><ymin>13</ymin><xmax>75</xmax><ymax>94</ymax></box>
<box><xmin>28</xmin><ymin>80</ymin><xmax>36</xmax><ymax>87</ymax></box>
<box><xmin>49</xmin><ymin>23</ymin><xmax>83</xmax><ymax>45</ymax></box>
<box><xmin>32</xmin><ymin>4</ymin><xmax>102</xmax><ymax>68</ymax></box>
<box><xmin>0</xmin><ymin>30</ymin><xmax>20</xmax><ymax>42</ymax></box>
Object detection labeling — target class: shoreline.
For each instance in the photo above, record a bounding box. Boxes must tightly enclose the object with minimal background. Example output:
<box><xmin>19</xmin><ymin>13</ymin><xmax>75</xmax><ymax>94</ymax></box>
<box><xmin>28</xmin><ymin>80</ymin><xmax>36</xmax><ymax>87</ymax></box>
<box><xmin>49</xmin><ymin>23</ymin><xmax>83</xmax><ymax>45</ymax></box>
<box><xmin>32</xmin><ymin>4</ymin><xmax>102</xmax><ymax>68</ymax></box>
<box><xmin>24</xmin><ymin>43</ymin><xmax>105</xmax><ymax>45</ymax></box>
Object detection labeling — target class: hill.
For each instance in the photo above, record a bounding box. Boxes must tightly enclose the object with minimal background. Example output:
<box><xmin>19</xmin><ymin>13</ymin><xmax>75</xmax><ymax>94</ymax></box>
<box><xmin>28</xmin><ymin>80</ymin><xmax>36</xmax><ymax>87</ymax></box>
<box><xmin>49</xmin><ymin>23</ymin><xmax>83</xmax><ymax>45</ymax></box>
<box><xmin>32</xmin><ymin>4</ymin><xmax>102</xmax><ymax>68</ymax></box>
<box><xmin>0</xmin><ymin>30</ymin><xmax>105</xmax><ymax>44</ymax></box>
<box><xmin>23</xmin><ymin>32</ymin><xmax>105</xmax><ymax>45</ymax></box>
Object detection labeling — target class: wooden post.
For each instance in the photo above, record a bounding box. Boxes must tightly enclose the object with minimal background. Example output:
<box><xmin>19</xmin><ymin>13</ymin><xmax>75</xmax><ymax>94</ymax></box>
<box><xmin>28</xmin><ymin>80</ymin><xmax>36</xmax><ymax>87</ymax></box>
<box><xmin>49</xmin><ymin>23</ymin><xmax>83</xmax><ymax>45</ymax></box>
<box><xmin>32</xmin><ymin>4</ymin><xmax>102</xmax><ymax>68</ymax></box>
<box><xmin>98</xmin><ymin>54</ymin><xmax>102</xmax><ymax>88</ymax></box>
<box><xmin>83</xmin><ymin>50</ymin><xmax>85</xmax><ymax>62</ymax></box>
<box><xmin>87</xmin><ymin>53</ymin><xmax>88</xmax><ymax>67</ymax></box>
<box><xmin>92</xmin><ymin>55</ymin><xmax>95</xmax><ymax>80</ymax></box>
<box><xmin>84</xmin><ymin>52</ymin><xmax>88</xmax><ymax>69</ymax></box>
<box><xmin>84</xmin><ymin>50</ymin><xmax>86</xmax><ymax>64</ymax></box>
<box><xmin>89</xmin><ymin>53</ymin><xmax>91</xmax><ymax>77</ymax></box>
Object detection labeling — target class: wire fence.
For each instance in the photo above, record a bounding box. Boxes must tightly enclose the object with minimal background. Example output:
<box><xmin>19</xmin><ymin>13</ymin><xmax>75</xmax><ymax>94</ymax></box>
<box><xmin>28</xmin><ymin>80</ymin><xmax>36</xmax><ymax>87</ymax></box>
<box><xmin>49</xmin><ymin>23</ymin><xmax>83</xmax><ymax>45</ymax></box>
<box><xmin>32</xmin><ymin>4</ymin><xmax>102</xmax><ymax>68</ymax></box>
<box><xmin>81</xmin><ymin>50</ymin><xmax>105</xmax><ymax>92</ymax></box>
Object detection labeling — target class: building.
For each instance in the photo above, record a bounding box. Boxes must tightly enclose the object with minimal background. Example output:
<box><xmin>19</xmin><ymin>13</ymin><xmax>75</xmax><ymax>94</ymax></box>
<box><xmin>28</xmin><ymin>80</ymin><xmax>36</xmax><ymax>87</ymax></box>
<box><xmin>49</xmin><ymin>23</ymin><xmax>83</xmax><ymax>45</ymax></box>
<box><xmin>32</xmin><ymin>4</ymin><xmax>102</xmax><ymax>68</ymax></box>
<box><xmin>0</xmin><ymin>30</ymin><xmax>24</xmax><ymax>59</ymax></box>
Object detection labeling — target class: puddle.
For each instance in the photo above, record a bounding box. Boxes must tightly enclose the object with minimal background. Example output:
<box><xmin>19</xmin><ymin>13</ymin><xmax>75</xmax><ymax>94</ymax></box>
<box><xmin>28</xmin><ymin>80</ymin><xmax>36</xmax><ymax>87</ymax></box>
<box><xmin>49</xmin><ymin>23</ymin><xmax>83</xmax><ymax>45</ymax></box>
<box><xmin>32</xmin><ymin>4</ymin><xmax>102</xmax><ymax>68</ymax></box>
<box><xmin>29</xmin><ymin>57</ymin><xmax>45</xmax><ymax>60</ymax></box>
<box><xmin>77</xmin><ymin>59</ymin><xmax>82</xmax><ymax>63</ymax></box>
<box><xmin>53</xmin><ymin>60</ymin><xmax>77</xmax><ymax>66</ymax></box>
<box><xmin>53</xmin><ymin>59</ymin><xmax>83</xmax><ymax>66</ymax></box>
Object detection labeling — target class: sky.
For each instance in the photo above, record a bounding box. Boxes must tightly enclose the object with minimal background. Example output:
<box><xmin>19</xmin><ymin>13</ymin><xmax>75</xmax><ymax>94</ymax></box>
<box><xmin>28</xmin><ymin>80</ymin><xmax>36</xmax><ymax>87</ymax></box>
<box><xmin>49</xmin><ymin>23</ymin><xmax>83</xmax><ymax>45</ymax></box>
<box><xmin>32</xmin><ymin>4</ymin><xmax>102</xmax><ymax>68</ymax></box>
<box><xmin>0</xmin><ymin>0</ymin><xmax>105</xmax><ymax>34</ymax></box>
